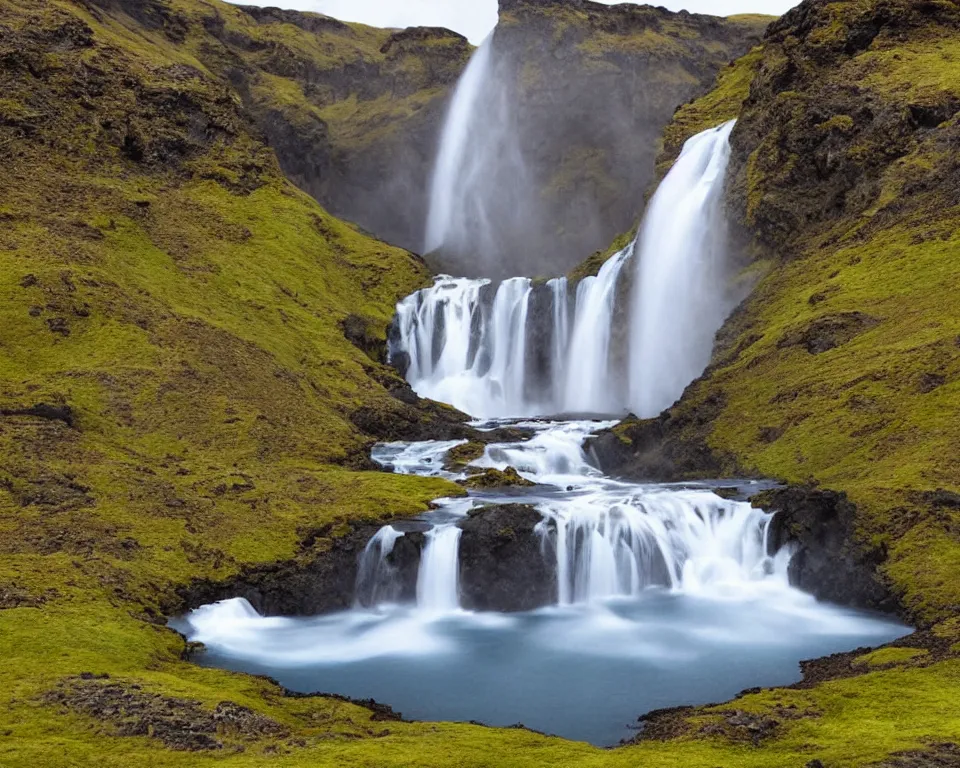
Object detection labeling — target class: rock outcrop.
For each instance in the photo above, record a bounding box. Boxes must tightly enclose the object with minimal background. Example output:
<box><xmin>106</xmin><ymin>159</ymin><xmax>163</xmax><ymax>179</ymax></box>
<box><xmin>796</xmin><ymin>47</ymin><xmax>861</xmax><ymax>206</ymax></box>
<box><xmin>458</xmin><ymin>505</ymin><xmax>556</xmax><ymax>611</ymax></box>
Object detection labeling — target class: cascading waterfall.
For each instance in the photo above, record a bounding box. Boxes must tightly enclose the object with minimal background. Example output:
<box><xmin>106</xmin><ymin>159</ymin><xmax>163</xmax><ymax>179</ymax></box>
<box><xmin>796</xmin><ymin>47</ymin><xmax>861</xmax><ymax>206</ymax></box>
<box><xmin>562</xmin><ymin>248</ymin><xmax>631</xmax><ymax>413</ymax></box>
<box><xmin>629</xmin><ymin>120</ymin><xmax>738</xmax><ymax>416</ymax></box>
<box><xmin>539</xmin><ymin>492</ymin><xmax>789</xmax><ymax>606</ymax></box>
<box><xmin>354</xmin><ymin>526</ymin><xmax>405</xmax><ymax>608</ymax></box>
<box><xmin>395</xmin><ymin>122</ymin><xmax>737</xmax><ymax>420</ymax></box>
<box><xmin>417</xmin><ymin>526</ymin><xmax>463</xmax><ymax>614</ymax></box>
<box><xmin>182</xmin><ymin>423</ymin><xmax>909</xmax><ymax>746</ymax></box>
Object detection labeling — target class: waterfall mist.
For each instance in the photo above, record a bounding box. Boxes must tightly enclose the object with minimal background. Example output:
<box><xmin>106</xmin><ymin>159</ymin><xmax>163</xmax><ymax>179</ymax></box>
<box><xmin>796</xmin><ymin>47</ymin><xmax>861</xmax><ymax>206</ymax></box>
<box><xmin>424</xmin><ymin>37</ymin><xmax>543</xmax><ymax>279</ymax></box>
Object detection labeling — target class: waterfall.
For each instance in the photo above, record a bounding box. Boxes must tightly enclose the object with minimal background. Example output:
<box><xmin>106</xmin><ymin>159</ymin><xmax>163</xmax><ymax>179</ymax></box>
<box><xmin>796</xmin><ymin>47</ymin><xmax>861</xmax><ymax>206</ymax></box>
<box><xmin>562</xmin><ymin>248</ymin><xmax>631</xmax><ymax>414</ymax></box>
<box><xmin>539</xmin><ymin>490</ymin><xmax>789</xmax><ymax>605</ymax></box>
<box><xmin>629</xmin><ymin>120</ymin><xmax>737</xmax><ymax>416</ymax></box>
<box><xmin>396</xmin><ymin>121</ymin><xmax>737</xmax><ymax>421</ymax></box>
<box><xmin>423</xmin><ymin>36</ymin><xmax>539</xmax><ymax>277</ymax></box>
<box><xmin>417</xmin><ymin>526</ymin><xmax>463</xmax><ymax>614</ymax></box>
<box><xmin>548</xmin><ymin>277</ymin><xmax>570</xmax><ymax>406</ymax></box>
<box><xmin>355</xmin><ymin>526</ymin><xmax>405</xmax><ymax>608</ymax></box>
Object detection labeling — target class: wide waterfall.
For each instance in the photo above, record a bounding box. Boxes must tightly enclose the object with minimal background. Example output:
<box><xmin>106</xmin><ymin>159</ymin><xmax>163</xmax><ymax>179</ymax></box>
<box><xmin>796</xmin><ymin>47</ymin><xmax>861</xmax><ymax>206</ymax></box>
<box><xmin>395</xmin><ymin>122</ymin><xmax>737</xmax><ymax>420</ymax></box>
<box><xmin>180</xmin><ymin>422</ymin><xmax>909</xmax><ymax>745</ymax></box>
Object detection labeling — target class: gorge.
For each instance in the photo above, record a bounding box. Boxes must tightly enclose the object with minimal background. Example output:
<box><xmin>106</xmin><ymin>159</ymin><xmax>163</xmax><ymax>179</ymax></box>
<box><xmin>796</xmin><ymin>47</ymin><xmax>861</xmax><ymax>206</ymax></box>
<box><xmin>2</xmin><ymin>0</ymin><xmax>959</xmax><ymax>765</ymax></box>
<box><xmin>179</xmin><ymin>109</ymin><xmax>908</xmax><ymax>743</ymax></box>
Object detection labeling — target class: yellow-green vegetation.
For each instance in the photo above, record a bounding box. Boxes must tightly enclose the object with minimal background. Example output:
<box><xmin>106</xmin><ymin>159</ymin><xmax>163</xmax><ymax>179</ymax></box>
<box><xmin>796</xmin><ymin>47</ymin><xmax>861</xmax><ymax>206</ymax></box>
<box><xmin>656</xmin><ymin>0</ymin><xmax>960</xmax><ymax>625</ymax></box>
<box><xmin>855</xmin><ymin>647</ymin><xmax>929</xmax><ymax>667</ymax></box>
<box><xmin>657</xmin><ymin>45</ymin><xmax>765</xmax><ymax>176</ymax></box>
<box><xmin>567</xmin><ymin>226</ymin><xmax>636</xmax><ymax>283</ymax></box>
<box><xmin>3</xmin><ymin>1</ymin><xmax>958</xmax><ymax>767</ymax></box>
<box><xmin>595</xmin><ymin>1</ymin><xmax>960</xmax><ymax>762</ymax></box>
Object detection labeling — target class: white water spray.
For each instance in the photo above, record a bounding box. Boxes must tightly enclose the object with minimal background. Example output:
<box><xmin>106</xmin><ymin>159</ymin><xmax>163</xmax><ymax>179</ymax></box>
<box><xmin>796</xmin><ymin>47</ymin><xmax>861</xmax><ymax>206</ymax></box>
<box><xmin>355</xmin><ymin>526</ymin><xmax>405</xmax><ymax>608</ymax></box>
<box><xmin>424</xmin><ymin>37</ymin><xmax>538</xmax><ymax>275</ymax></box>
<box><xmin>417</xmin><ymin>526</ymin><xmax>463</xmax><ymax>614</ymax></box>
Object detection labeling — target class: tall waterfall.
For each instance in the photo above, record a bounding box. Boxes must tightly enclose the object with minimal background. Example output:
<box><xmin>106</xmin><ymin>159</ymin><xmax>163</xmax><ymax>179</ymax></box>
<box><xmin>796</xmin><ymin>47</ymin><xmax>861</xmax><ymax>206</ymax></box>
<box><xmin>423</xmin><ymin>37</ymin><xmax>540</xmax><ymax>278</ymax></box>
<box><xmin>629</xmin><ymin>120</ymin><xmax>737</xmax><ymax>416</ymax></box>
<box><xmin>395</xmin><ymin>121</ymin><xmax>737</xmax><ymax>420</ymax></box>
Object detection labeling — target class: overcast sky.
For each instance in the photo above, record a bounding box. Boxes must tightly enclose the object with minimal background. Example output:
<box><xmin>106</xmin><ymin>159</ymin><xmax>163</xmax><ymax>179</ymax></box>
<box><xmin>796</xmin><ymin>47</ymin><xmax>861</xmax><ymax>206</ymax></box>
<box><xmin>250</xmin><ymin>1</ymin><xmax>798</xmax><ymax>43</ymax></box>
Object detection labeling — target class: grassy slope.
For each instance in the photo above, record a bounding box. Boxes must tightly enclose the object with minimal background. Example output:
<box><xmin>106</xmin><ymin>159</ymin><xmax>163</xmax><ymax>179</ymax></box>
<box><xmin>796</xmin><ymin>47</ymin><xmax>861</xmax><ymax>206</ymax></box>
<box><xmin>2</xmin><ymin>1</ymin><xmax>957</xmax><ymax>766</ymax></box>
<box><xmin>655</xmin><ymin>0</ymin><xmax>960</xmax><ymax>626</ymax></box>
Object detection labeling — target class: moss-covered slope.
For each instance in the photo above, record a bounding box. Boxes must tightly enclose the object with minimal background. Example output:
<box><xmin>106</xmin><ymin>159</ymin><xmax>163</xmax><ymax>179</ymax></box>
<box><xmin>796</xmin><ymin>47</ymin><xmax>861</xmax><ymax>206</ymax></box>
<box><xmin>613</xmin><ymin>0</ymin><xmax>960</xmax><ymax>626</ymax></box>
<box><xmin>4</xmin><ymin>0</ymin><xmax>958</xmax><ymax>766</ymax></box>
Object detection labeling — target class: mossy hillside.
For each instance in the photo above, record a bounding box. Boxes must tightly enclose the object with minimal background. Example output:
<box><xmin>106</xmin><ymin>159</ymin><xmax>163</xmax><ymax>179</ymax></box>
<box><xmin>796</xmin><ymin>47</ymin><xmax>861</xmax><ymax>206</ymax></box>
<box><xmin>652</xmin><ymin>0</ymin><xmax>960</xmax><ymax>627</ymax></box>
<box><xmin>89</xmin><ymin>0</ymin><xmax>472</xmax><ymax>254</ymax></box>
<box><xmin>2</xmin><ymin>1</ymin><xmax>958</xmax><ymax>767</ymax></box>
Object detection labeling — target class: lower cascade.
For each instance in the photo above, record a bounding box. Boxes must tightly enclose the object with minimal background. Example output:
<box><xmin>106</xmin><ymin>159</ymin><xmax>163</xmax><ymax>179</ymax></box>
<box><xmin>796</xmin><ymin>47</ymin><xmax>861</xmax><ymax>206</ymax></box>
<box><xmin>179</xmin><ymin>422</ymin><xmax>909</xmax><ymax>746</ymax></box>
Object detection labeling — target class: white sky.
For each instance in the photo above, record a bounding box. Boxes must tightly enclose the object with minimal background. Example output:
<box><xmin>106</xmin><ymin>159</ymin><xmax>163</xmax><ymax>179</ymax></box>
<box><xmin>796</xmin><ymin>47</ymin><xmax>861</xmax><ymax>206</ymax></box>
<box><xmin>247</xmin><ymin>1</ymin><xmax>797</xmax><ymax>43</ymax></box>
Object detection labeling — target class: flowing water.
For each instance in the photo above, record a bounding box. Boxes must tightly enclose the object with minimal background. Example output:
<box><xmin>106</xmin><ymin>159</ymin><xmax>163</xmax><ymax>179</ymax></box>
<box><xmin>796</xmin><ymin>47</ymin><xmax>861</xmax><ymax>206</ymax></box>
<box><xmin>396</xmin><ymin>123</ymin><xmax>738</xmax><ymax>420</ymax></box>
<box><xmin>178</xmin><ymin>423</ymin><xmax>909</xmax><ymax>746</ymax></box>
<box><xmin>178</xmin><ymin>120</ymin><xmax>909</xmax><ymax>746</ymax></box>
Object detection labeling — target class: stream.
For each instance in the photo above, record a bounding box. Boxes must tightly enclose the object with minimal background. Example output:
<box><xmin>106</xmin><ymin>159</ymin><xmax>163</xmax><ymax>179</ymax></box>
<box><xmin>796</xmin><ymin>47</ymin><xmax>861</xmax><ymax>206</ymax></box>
<box><xmin>176</xmin><ymin>420</ymin><xmax>909</xmax><ymax>746</ymax></box>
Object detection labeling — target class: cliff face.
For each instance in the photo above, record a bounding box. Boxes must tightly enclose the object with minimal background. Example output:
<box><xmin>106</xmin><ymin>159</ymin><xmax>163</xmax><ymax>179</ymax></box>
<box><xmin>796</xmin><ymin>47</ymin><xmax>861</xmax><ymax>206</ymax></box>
<box><xmin>432</xmin><ymin>1</ymin><xmax>770</xmax><ymax>277</ymax></box>
<box><xmin>75</xmin><ymin>1</ymin><xmax>767</xmax><ymax>277</ymax></box>
<box><xmin>196</xmin><ymin>3</ymin><xmax>472</xmax><ymax>255</ymax></box>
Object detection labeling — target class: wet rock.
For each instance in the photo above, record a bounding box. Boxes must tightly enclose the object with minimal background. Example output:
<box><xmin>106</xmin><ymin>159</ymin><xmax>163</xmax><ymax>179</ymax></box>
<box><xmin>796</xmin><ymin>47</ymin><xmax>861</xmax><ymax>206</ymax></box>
<box><xmin>443</xmin><ymin>441</ymin><xmax>487</xmax><ymax>473</ymax></box>
<box><xmin>181</xmin><ymin>523</ymin><xmax>423</xmax><ymax>617</ymax></box>
<box><xmin>457</xmin><ymin>504</ymin><xmax>556</xmax><ymax>611</ymax></box>
<box><xmin>349</xmin><ymin>399</ymin><xmax>475</xmax><ymax>443</ymax></box>
<box><xmin>754</xmin><ymin>486</ymin><xmax>897</xmax><ymax>612</ymax></box>
<box><xmin>459</xmin><ymin>467</ymin><xmax>536</xmax><ymax>489</ymax></box>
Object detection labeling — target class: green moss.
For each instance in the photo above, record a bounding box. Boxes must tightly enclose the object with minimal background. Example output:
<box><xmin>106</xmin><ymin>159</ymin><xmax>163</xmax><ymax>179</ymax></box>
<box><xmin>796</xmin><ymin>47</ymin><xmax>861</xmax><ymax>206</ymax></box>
<box><xmin>658</xmin><ymin>46</ymin><xmax>765</xmax><ymax>175</ymax></box>
<box><xmin>855</xmin><ymin>647</ymin><xmax>929</xmax><ymax>667</ymax></box>
<box><xmin>818</xmin><ymin>114</ymin><xmax>856</xmax><ymax>133</ymax></box>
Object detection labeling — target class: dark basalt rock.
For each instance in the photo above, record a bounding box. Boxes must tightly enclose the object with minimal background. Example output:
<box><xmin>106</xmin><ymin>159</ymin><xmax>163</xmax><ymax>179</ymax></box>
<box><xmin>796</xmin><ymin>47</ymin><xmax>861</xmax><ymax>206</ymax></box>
<box><xmin>754</xmin><ymin>486</ymin><xmax>898</xmax><ymax>613</ymax></box>
<box><xmin>181</xmin><ymin>503</ymin><xmax>559</xmax><ymax>617</ymax></box>
<box><xmin>44</xmin><ymin>676</ymin><xmax>287</xmax><ymax>751</ymax></box>
<box><xmin>459</xmin><ymin>467</ymin><xmax>537</xmax><ymax>489</ymax></box>
<box><xmin>777</xmin><ymin>312</ymin><xmax>880</xmax><ymax>355</ymax></box>
<box><xmin>0</xmin><ymin>402</ymin><xmax>74</xmax><ymax>427</ymax></box>
<box><xmin>457</xmin><ymin>504</ymin><xmax>556</xmax><ymax>612</ymax></box>
<box><xmin>180</xmin><ymin>523</ymin><xmax>424</xmax><ymax>617</ymax></box>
